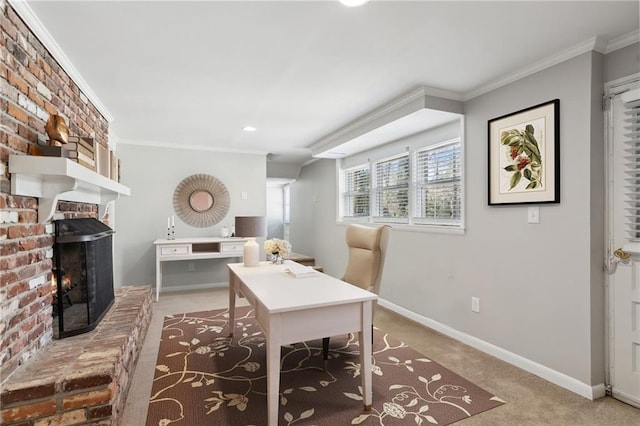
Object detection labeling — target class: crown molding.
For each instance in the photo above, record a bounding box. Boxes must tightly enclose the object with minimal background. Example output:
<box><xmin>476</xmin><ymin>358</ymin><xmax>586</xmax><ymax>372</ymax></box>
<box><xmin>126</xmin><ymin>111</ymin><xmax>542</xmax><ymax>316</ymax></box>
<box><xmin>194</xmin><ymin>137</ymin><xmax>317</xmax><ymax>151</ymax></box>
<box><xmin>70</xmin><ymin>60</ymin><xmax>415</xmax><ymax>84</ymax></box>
<box><xmin>309</xmin><ymin>86</ymin><xmax>463</xmax><ymax>157</ymax></box>
<box><xmin>118</xmin><ymin>138</ymin><xmax>268</xmax><ymax>156</ymax></box>
<box><xmin>604</xmin><ymin>29</ymin><xmax>640</xmax><ymax>54</ymax></box>
<box><xmin>8</xmin><ymin>0</ymin><xmax>113</xmax><ymax>122</ymax></box>
<box><xmin>463</xmin><ymin>37</ymin><xmax>603</xmax><ymax>101</ymax></box>
<box><xmin>464</xmin><ymin>31</ymin><xmax>640</xmax><ymax>101</ymax></box>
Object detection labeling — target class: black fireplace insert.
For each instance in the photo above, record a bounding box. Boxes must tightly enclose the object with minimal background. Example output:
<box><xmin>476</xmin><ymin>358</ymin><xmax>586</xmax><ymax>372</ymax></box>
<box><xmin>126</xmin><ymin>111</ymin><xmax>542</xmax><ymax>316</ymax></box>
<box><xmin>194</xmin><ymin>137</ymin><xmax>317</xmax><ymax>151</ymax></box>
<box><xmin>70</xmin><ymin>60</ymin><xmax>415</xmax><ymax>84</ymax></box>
<box><xmin>53</xmin><ymin>218</ymin><xmax>115</xmax><ymax>338</ymax></box>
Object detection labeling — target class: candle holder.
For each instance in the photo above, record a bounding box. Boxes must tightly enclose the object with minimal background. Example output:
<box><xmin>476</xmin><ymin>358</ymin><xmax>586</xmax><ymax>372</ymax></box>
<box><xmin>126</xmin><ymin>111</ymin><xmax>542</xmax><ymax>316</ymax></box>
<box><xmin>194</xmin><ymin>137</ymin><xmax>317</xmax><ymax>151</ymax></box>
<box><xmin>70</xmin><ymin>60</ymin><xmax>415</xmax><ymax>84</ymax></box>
<box><xmin>167</xmin><ymin>226</ymin><xmax>171</xmax><ymax>240</ymax></box>
<box><xmin>171</xmin><ymin>225</ymin><xmax>175</xmax><ymax>240</ymax></box>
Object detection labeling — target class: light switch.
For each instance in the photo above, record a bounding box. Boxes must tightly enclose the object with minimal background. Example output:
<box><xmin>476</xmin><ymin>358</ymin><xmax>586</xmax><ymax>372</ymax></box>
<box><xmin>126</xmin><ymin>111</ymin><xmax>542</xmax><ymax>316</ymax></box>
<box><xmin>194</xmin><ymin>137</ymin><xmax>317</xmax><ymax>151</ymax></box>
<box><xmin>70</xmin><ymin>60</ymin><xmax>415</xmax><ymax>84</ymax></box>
<box><xmin>241</xmin><ymin>191</ymin><xmax>247</xmax><ymax>200</ymax></box>
<box><xmin>528</xmin><ymin>207</ymin><xmax>540</xmax><ymax>224</ymax></box>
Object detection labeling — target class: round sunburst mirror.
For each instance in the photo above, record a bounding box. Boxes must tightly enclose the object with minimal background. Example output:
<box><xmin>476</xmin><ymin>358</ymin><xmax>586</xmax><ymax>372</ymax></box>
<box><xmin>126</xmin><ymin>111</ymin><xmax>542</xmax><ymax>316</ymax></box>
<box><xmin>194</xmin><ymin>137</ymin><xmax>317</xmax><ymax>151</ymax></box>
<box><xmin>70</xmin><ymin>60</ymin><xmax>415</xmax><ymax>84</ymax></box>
<box><xmin>173</xmin><ymin>174</ymin><xmax>230</xmax><ymax>227</ymax></box>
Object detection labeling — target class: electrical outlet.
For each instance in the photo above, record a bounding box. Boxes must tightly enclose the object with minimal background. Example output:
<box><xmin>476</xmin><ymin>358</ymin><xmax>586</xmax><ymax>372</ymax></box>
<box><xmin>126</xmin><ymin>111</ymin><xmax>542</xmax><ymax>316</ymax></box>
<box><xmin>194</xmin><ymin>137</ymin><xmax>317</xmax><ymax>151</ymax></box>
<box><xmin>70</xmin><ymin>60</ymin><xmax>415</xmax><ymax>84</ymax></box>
<box><xmin>471</xmin><ymin>297</ymin><xmax>480</xmax><ymax>313</ymax></box>
<box><xmin>187</xmin><ymin>262</ymin><xmax>195</xmax><ymax>272</ymax></box>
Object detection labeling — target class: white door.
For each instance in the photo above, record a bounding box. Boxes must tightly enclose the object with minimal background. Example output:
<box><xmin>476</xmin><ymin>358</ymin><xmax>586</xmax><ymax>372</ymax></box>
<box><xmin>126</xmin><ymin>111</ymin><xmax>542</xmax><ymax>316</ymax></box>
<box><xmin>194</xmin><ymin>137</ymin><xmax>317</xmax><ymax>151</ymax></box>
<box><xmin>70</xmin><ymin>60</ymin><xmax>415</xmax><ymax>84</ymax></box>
<box><xmin>606</xmin><ymin>76</ymin><xmax>640</xmax><ymax>408</ymax></box>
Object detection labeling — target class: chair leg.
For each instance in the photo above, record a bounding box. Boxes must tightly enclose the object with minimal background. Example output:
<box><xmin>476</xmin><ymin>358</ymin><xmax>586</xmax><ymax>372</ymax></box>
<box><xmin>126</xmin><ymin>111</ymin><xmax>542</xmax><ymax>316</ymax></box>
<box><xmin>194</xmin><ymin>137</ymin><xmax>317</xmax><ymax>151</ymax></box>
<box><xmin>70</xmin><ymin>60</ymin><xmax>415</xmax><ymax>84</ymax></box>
<box><xmin>322</xmin><ymin>327</ymin><xmax>372</xmax><ymax>369</ymax></box>
<box><xmin>322</xmin><ymin>337</ymin><xmax>330</xmax><ymax>360</ymax></box>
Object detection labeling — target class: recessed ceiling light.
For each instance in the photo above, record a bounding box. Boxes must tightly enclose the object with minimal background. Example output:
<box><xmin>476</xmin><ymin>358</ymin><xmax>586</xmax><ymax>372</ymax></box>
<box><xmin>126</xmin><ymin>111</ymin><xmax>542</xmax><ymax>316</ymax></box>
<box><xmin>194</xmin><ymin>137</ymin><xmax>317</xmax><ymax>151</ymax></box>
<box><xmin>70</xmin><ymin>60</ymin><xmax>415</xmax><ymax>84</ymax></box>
<box><xmin>339</xmin><ymin>0</ymin><xmax>370</xmax><ymax>7</ymax></box>
<box><xmin>242</xmin><ymin>126</ymin><xmax>257</xmax><ymax>132</ymax></box>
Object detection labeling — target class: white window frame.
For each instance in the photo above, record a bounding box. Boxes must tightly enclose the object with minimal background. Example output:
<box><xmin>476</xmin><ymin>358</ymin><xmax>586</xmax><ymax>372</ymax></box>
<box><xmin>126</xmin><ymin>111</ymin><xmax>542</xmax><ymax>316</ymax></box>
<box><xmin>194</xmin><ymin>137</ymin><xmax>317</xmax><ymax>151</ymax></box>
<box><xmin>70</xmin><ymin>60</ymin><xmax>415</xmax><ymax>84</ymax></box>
<box><xmin>338</xmin><ymin>136</ymin><xmax>465</xmax><ymax>233</ymax></box>
<box><xmin>283</xmin><ymin>183</ymin><xmax>291</xmax><ymax>240</ymax></box>
<box><xmin>412</xmin><ymin>138</ymin><xmax>462</xmax><ymax>226</ymax></box>
<box><xmin>339</xmin><ymin>163</ymin><xmax>371</xmax><ymax>222</ymax></box>
<box><xmin>372</xmin><ymin>152</ymin><xmax>410</xmax><ymax>224</ymax></box>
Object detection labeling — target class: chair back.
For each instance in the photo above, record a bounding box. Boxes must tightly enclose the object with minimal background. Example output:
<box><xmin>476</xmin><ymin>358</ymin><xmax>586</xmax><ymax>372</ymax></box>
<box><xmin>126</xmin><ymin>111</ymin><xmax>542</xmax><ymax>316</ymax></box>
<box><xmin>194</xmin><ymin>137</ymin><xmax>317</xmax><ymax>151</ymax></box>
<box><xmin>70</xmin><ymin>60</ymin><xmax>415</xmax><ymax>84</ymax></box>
<box><xmin>341</xmin><ymin>224</ymin><xmax>391</xmax><ymax>294</ymax></box>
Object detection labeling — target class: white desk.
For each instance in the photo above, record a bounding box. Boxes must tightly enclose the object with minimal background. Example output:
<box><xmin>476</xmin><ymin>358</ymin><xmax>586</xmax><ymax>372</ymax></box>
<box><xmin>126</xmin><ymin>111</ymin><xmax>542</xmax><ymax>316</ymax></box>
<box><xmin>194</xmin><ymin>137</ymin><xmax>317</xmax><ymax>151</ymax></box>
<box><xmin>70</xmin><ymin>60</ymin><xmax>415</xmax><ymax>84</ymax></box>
<box><xmin>154</xmin><ymin>237</ymin><xmax>246</xmax><ymax>301</ymax></box>
<box><xmin>227</xmin><ymin>261</ymin><xmax>377</xmax><ymax>426</ymax></box>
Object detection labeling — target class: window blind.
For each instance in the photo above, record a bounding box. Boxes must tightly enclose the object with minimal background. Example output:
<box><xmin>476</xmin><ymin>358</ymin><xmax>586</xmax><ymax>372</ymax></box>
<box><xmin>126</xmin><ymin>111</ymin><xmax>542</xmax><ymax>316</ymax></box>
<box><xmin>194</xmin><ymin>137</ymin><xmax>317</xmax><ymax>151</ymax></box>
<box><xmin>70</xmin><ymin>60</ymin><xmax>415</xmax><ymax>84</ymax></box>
<box><xmin>623</xmin><ymin>89</ymin><xmax>640</xmax><ymax>240</ymax></box>
<box><xmin>342</xmin><ymin>165</ymin><xmax>370</xmax><ymax>217</ymax></box>
<box><xmin>413</xmin><ymin>140</ymin><xmax>462</xmax><ymax>225</ymax></box>
<box><xmin>374</xmin><ymin>155</ymin><xmax>409</xmax><ymax>219</ymax></box>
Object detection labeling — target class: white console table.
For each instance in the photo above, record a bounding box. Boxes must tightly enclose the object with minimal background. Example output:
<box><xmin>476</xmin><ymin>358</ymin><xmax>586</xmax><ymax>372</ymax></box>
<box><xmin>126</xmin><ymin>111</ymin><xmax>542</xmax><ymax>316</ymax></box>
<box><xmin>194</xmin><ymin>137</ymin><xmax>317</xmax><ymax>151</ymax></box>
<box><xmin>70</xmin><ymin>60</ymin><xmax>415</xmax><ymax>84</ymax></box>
<box><xmin>154</xmin><ymin>237</ymin><xmax>246</xmax><ymax>301</ymax></box>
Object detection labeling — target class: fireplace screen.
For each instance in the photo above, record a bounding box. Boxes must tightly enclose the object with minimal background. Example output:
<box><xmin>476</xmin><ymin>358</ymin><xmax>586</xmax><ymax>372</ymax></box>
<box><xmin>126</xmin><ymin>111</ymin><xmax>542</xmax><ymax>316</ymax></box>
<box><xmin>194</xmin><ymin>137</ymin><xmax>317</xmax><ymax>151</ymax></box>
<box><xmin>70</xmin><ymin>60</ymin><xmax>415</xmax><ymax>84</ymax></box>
<box><xmin>53</xmin><ymin>218</ymin><xmax>115</xmax><ymax>338</ymax></box>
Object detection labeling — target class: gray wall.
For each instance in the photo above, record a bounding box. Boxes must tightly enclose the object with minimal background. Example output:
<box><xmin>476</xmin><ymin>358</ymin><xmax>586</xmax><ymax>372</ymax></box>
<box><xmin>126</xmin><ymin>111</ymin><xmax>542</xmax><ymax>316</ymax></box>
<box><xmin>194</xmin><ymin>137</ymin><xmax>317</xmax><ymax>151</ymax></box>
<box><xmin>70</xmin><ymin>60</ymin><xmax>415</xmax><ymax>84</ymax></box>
<box><xmin>290</xmin><ymin>50</ymin><xmax>610</xmax><ymax>387</ymax></box>
<box><xmin>289</xmin><ymin>159</ymin><xmax>344</xmax><ymax>275</ymax></box>
<box><xmin>604</xmin><ymin>42</ymin><xmax>640</xmax><ymax>83</ymax></box>
<box><xmin>114</xmin><ymin>144</ymin><xmax>266</xmax><ymax>290</ymax></box>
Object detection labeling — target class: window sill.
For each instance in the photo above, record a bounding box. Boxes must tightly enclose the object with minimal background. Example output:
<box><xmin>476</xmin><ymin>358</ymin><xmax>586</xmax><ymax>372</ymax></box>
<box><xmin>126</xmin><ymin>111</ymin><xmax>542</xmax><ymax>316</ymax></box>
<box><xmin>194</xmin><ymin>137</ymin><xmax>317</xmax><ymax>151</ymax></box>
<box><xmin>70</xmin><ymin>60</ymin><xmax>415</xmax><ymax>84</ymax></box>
<box><xmin>336</xmin><ymin>220</ymin><xmax>465</xmax><ymax>235</ymax></box>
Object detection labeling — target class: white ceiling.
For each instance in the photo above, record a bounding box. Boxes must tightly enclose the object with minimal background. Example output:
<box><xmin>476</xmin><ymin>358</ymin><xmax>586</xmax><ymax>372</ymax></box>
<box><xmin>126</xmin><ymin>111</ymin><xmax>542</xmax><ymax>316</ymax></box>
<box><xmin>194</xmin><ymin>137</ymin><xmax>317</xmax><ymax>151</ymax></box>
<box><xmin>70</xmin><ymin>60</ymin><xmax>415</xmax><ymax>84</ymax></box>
<box><xmin>21</xmin><ymin>0</ymin><xmax>640</xmax><ymax>166</ymax></box>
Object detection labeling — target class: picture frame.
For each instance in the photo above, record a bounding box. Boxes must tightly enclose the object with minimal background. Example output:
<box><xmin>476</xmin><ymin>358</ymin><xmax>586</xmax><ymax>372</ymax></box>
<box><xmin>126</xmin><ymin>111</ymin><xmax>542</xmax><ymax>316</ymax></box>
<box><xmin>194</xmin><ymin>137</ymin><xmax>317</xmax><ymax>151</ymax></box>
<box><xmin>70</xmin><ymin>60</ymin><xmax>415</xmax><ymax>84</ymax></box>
<box><xmin>488</xmin><ymin>99</ymin><xmax>559</xmax><ymax>205</ymax></box>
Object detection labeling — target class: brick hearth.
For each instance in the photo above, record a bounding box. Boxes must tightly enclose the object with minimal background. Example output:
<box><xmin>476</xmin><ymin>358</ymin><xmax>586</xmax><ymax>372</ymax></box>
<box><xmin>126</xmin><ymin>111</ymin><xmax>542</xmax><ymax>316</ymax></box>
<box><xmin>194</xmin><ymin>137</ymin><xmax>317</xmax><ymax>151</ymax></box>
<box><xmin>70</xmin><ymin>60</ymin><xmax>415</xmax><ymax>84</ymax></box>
<box><xmin>0</xmin><ymin>286</ymin><xmax>152</xmax><ymax>425</ymax></box>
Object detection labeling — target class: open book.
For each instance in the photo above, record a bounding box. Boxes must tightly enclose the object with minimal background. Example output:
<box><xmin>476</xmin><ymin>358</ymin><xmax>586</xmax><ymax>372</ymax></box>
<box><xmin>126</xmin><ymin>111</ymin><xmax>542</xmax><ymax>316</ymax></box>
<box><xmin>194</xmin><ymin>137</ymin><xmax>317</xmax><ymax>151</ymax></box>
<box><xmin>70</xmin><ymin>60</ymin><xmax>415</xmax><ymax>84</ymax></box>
<box><xmin>285</xmin><ymin>265</ymin><xmax>316</xmax><ymax>278</ymax></box>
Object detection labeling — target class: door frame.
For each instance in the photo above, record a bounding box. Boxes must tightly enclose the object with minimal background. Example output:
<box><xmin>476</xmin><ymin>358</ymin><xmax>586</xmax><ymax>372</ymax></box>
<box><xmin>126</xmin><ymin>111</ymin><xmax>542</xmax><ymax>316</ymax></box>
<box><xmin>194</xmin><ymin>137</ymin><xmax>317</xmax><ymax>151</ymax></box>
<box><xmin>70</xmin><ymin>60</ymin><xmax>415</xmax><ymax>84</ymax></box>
<box><xmin>603</xmin><ymin>72</ymin><xmax>640</xmax><ymax>395</ymax></box>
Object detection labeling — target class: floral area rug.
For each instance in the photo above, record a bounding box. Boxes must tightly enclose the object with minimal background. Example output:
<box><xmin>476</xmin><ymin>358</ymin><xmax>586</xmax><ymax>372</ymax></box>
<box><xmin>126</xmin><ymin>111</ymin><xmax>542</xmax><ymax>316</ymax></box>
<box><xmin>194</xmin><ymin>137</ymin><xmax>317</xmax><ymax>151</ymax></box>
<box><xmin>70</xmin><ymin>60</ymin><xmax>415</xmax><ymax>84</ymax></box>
<box><xmin>146</xmin><ymin>307</ymin><xmax>505</xmax><ymax>425</ymax></box>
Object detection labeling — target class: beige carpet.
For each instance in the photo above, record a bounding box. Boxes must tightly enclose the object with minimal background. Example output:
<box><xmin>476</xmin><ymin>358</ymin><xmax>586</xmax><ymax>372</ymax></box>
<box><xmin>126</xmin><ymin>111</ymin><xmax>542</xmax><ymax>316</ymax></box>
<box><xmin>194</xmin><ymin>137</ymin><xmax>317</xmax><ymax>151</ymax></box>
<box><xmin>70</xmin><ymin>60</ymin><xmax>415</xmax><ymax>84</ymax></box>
<box><xmin>146</xmin><ymin>306</ymin><xmax>504</xmax><ymax>425</ymax></box>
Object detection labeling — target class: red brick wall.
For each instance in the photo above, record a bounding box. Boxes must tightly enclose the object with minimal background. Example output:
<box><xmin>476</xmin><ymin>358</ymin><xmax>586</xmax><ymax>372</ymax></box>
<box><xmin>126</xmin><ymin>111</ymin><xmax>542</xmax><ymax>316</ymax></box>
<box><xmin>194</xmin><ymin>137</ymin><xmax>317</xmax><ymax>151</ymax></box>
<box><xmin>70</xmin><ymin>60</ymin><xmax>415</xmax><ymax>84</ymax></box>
<box><xmin>1</xmin><ymin>0</ymin><xmax>109</xmax><ymax>381</ymax></box>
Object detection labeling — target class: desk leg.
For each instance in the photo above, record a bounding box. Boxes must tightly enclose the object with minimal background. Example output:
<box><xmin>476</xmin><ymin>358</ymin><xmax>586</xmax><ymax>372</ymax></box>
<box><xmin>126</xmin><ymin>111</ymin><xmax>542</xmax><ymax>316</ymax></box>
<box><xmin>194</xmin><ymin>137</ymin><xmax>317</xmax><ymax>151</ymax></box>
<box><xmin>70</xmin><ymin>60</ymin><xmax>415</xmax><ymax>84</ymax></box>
<box><xmin>228</xmin><ymin>270</ymin><xmax>236</xmax><ymax>337</ymax></box>
<box><xmin>266</xmin><ymin>314</ymin><xmax>281</xmax><ymax>426</ymax></box>
<box><xmin>155</xmin><ymin>259</ymin><xmax>162</xmax><ymax>302</ymax></box>
<box><xmin>359</xmin><ymin>301</ymin><xmax>373</xmax><ymax>410</ymax></box>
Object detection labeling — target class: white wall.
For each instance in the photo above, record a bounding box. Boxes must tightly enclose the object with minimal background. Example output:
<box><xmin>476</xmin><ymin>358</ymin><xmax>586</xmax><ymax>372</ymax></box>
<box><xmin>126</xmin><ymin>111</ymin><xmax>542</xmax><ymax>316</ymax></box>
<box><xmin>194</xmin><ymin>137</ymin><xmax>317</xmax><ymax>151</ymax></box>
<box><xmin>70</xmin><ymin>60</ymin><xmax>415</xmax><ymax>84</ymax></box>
<box><xmin>113</xmin><ymin>144</ymin><xmax>266</xmax><ymax>290</ymax></box>
<box><xmin>290</xmin><ymin>51</ymin><xmax>607</xmax><ymax>391</ymax></box>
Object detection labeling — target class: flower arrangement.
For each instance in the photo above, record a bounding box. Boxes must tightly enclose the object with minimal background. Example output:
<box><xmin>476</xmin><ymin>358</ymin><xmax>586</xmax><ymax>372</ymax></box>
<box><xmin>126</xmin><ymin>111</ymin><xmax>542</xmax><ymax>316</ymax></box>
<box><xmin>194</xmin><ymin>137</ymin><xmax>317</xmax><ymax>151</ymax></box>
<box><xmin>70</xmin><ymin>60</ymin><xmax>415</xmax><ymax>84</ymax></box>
<box><xmin>264</xmin><ymin>238</ymin><xmax>291</xmax><ymax>264</ymax></box>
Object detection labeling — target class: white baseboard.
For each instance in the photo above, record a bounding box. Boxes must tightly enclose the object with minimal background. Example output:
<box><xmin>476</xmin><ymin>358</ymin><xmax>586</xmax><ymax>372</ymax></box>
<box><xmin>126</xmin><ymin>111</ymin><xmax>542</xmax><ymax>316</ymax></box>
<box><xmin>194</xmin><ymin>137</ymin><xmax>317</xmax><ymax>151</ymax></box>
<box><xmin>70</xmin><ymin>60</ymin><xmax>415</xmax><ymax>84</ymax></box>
<box><xmin>377</xmin><ymin>298</ymin><xmax>605</xmax><ymax>401</ymax></box>
<box><xmin>160</xmin><ymin>282</ymin><xmax>228</xmax><ymax>293</ymax></box>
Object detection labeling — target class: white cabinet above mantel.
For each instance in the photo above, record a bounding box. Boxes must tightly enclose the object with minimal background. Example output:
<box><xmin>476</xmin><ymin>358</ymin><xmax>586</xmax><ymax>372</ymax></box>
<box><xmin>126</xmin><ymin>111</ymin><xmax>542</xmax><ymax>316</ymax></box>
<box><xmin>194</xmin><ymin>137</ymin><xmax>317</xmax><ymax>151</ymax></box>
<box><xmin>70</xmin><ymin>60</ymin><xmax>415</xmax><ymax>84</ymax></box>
<box><xmin>9</xmin><ymin>155</ymin><xmax>131</xmax><ymax>223</ymax></box>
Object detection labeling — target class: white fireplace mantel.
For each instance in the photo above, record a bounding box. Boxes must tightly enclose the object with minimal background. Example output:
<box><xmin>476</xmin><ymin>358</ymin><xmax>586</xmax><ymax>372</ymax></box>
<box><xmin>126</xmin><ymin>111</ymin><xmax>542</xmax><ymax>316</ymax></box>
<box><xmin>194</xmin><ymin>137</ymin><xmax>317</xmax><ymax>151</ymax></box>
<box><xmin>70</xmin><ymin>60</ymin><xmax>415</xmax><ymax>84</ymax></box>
<box><xmin>9</xmin><ymin>155</ymin><xmax>131</xmax><ymax>223</ymax></box>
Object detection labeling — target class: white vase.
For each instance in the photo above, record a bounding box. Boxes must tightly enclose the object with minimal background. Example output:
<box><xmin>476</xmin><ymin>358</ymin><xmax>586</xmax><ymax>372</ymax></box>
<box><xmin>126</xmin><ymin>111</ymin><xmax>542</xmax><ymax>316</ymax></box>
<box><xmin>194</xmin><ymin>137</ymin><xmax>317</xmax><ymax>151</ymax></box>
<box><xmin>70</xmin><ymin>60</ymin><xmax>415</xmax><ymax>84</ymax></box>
<box><xmin>243</xmin><ymin>238</ymin><xmax>259</xmax><ymax>267</ymax></box>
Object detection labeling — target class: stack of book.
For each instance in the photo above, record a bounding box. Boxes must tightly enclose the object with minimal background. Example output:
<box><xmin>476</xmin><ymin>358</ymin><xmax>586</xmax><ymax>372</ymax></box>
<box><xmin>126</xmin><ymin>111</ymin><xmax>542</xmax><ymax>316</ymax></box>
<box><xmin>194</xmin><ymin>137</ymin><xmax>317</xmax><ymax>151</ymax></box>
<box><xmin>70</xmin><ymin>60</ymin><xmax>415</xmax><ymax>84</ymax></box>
<box><xmin>62</xmin><ymin>136</ymin><xmax>96</xmax><ymax>171</ymax></box>
<box><xmin>284</xmin><ymin>265</ymin><xmax>317</xmax><ymax>278</ymax></box>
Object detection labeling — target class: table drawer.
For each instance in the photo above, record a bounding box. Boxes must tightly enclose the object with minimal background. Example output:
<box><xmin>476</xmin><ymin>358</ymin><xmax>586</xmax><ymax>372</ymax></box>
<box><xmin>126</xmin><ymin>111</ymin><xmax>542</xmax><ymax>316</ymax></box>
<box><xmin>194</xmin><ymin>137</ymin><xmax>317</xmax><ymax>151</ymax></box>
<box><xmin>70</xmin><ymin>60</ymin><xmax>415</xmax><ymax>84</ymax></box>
<box><xmin>221</xmin><ymin>241</ymin><xmax>243</xmax><ymax>252</ymax></box>
<box><xmin>161</xmin><ymin>244</ymin><xmax>190</xmax><ymax>255</ymax></box>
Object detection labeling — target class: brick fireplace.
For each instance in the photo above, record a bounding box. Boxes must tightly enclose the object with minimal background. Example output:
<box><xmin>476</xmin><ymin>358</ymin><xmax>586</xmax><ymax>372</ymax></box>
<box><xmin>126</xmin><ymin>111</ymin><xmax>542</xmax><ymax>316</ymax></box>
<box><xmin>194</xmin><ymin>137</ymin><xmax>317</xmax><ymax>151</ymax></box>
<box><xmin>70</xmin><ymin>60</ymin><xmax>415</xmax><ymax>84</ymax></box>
<box><xmin>52</xmin><ymin>218</ymin><xmax>115</xmax><ymax>339</ymax></box>
<box><xmin>1</xmin><ymin>2</ymin><xmax>150</xmax><ymax>424</ymax></box>
<box><xmin>0</xmin><ymin>0</ymin><xmax>113</xmax><ymax>381</ymax></box>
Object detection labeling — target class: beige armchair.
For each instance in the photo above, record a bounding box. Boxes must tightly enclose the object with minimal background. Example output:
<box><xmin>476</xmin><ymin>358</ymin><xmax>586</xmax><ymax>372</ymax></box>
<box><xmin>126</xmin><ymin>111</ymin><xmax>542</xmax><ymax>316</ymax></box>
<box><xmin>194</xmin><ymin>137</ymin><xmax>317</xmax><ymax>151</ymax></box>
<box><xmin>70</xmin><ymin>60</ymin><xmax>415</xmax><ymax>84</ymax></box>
<box><xmin>322</xmin><ymin>224</ymin><xmax>391</xmax><ymax>361</ymax></box>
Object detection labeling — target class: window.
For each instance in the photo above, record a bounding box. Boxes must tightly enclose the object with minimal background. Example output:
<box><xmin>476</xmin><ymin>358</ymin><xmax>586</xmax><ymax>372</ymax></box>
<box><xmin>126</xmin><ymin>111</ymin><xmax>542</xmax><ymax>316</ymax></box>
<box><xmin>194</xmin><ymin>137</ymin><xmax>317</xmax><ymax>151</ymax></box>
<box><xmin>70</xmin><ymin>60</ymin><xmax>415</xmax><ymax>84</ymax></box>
<box><xmin>413</xmin><ymin>139</ymin><xmax>462</xmax><ymax>225</ymax></box>
<box><xmin>283</xmin><ymin>184</ymin><xmax>290</xmax><ymax>224</ymax></box>
<box><xmin>283</xmin><ymin>184</ymin><xmax>290</xmax><ymax>240</ymax></box>
<box><xmin>339</xmin><ymin>137</ymin><xmax>463</xmax><ymax>229</ymax></box>
<box><xmin>342</xmin><ymin>165</ymin><xmax>370</xmax><ymax>218</ymax></box>
<box><xmin>373</xmin><ymin>154</ymin><xmax>409</xmax><ymax>221</ymax></box>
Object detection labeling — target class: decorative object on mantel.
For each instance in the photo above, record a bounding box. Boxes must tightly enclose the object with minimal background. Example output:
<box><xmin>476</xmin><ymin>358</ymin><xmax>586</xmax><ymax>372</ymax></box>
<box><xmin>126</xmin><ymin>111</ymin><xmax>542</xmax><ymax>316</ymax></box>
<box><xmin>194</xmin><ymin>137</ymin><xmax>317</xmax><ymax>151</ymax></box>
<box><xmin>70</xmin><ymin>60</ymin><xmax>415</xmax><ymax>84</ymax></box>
<box><xmin>488</xmin><ymin>99</ymin><xmax>560</xmax><ymax>205</ymax></box>
<box><xmin>109</xmin><ymin>150</ymin><xmax>121</xmax><ymax>182</ymax></box>
<box><xmin>235</xmin><ymin>216</ymin><xmax>267</xmax><ymax>267</ymax></box>
<box><xmin>173</xmin><ymin>174</ymin><xmax>230</xmax><ymax>228</ymax></box>
<box><xmin>64</xmin><ymin>136</ymin><xmax>96</xmax><ymax>171</ymax></box>
<box><xmin>264</xmin><ymin>238</ymin><xmax>291</xmax><ymax>264</ymax></box>
<box><xmin>45</xmin><ymin>113</ymin><xmax>69</xmax><ymax>145</ymax></box>
<box><xmin>28</xmin><ymin>135</ymin><xmax>97</xmax><ymax>173</ymax></box>
<box><xmin>96</xmin><ymin>142</ymin><xmax>109</xmax><ymax>178</ymax></box>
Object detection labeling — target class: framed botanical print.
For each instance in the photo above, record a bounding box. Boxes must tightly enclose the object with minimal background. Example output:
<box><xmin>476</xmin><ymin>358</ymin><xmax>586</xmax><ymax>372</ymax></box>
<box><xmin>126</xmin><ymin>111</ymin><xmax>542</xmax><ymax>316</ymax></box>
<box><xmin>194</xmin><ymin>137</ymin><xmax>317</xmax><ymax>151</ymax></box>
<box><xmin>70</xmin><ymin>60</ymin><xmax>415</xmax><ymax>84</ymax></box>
<box><xmin>488</xmin><ymin>99</ymin><xmax>560</xmax><ymax>205</ymax></box>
